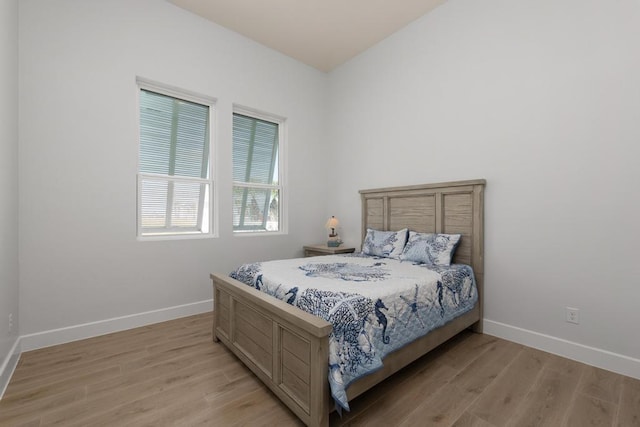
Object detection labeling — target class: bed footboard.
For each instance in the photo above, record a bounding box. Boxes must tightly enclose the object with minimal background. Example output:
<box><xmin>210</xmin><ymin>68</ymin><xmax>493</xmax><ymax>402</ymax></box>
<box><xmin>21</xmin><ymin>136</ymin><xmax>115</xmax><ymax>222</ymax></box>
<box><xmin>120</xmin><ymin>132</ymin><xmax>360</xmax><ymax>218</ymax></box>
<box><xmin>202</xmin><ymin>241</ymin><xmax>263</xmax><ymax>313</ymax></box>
<box><xmin>211</xmin><ymin>273</ymin><xmax>332</xmax><ymax>427</ymax></box>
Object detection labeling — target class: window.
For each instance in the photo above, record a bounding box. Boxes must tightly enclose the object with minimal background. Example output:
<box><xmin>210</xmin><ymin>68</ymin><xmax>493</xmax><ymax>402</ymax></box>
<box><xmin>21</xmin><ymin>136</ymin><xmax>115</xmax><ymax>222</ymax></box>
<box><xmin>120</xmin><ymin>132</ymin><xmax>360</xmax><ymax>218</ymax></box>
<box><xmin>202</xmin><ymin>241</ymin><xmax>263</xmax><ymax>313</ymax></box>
<box><xmin>137</xmin><ymin>78</ymin><xmax>215</xmax><ymax>238</ymax></box>
<box><xmin>232</xmin><ymin>108</ymin><xmax>285</xmax><ymax>233</ymax></box>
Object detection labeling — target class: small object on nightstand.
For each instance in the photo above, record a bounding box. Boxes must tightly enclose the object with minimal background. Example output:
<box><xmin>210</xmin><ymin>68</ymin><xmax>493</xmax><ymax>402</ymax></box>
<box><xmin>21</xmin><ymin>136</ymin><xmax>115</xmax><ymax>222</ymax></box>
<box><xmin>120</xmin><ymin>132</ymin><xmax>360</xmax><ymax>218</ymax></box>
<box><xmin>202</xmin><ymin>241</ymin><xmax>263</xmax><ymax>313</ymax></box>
<box><xmin>325</xmin><ymin>216</ymin><xmax>342</xmax><ymax>247</ymax></box>
<box><xmin>327</xmin><ymin>237</ymin><xmax>342</xmax><ymax>247</ymax></box>
<box><xmin>303</xmin><ymin>244</ymin><xmax>355</xmax><ymax>257</ymax></box>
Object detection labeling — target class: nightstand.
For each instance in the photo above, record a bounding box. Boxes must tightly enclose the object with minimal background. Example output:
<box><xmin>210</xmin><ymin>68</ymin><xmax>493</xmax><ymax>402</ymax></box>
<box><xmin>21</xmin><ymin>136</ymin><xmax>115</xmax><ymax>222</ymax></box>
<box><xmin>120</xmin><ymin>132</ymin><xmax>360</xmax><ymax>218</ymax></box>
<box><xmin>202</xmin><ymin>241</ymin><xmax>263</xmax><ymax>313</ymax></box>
<box><xmin>303</xmin><ymin>244</ymin><xmax>356</xmax><ymax>257</ymax></box>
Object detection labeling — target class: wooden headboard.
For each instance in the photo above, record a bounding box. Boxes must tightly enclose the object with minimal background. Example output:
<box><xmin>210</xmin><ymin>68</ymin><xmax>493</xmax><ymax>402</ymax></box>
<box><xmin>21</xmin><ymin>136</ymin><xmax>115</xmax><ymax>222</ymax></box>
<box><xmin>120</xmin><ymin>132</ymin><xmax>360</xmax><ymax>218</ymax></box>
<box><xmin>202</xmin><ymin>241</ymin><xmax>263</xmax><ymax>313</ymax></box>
<box><xmin>360</xmin><ymin>179</ymin><xmax>486</xmax><ymax>329</ymax></box>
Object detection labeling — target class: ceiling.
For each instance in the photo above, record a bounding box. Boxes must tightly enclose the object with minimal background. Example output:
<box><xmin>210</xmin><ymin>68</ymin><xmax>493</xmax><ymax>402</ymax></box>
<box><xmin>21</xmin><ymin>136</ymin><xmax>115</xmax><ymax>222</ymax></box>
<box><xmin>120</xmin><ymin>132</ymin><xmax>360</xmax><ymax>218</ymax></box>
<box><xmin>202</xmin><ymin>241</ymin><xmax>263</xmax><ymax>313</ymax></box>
<box><xmin>168</xmin><ymin>0</ymin><xmax>446</xmax><ymax>72</ymax></box>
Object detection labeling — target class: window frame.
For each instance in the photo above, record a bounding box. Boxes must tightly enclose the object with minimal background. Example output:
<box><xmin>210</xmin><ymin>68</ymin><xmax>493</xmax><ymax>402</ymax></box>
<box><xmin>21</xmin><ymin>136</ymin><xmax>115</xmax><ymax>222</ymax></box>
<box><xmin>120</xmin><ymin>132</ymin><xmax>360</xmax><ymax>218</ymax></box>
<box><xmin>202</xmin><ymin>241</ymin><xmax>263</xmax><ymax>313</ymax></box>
<box><xmin>232</xmin><ymin>105</ymin><xmax>287</xmax><ymax>236</ymax></box>
<box><xmin>136</xmin><ymin>77</ymin><xmax>217</xmax><ymax>240</ymax></box>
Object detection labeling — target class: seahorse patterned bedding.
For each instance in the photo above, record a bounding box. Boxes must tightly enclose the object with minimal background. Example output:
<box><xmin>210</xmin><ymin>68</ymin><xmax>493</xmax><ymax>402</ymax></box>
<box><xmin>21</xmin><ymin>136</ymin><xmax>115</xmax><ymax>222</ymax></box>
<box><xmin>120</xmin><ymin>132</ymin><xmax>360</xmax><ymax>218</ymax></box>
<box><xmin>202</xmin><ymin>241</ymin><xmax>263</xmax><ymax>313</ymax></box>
<box><xmin>229</xmin><ymin>253</ymin><xmax>478</xmax><ymax>412</ymax></box>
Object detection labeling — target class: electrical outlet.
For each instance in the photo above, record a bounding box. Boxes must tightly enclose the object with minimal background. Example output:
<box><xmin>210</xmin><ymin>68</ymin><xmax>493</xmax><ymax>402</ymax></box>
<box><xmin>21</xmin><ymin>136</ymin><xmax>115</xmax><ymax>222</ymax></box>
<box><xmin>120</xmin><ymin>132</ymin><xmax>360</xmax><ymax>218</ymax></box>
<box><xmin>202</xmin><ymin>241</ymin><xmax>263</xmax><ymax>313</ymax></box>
<box><xmin>566</xmin><ymin>307</ymin><xmax>580</xmax><ymax>324</ymax></box>
<box><xmin>8</xmin><ymin>313</ymin><xmax>13</xmax><ymax>335</ymax></box>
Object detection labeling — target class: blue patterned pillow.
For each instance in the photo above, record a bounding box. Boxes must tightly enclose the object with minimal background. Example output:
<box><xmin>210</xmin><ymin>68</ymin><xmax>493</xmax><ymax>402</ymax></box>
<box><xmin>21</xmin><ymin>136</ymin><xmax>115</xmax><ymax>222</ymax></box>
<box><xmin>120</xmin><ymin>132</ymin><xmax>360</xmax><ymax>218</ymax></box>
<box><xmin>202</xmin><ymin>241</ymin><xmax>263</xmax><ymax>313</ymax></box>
<box><xmin>400</xmin><ymin>231</ymin><xmax>461</xmax><ymax>266</ymax></box>
<box><xmin>362</xmin><ymin>228</ymin><xmax>408</xmax><ymax>259</ymax></box>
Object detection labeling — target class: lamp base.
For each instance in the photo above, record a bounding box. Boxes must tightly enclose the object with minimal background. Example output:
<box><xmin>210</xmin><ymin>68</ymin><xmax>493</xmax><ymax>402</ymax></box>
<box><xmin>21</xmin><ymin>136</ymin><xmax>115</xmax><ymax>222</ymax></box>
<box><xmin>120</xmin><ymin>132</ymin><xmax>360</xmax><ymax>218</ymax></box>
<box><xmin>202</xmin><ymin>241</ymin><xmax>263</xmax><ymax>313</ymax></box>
<box><xmin>327</xmin><ymin>238</ymin><xmax>342</xmax><ymax>247</ymax></box>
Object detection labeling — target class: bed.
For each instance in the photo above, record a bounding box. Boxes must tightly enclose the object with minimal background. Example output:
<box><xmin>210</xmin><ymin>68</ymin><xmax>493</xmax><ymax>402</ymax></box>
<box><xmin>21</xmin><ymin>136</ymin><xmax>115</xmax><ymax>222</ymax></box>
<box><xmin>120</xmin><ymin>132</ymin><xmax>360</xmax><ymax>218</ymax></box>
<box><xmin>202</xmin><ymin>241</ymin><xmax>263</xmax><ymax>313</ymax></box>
<box><xmin>210</xmin><ymin>179</ymin><xmax>485</xmax><ymax>427</ymax></box>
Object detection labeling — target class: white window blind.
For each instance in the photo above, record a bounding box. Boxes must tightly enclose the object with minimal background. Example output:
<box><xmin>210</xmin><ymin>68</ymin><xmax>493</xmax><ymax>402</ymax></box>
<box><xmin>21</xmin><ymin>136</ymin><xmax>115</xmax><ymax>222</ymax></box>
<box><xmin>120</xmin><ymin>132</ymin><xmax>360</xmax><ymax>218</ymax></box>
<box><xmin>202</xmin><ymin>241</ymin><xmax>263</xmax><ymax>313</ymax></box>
<box><xmin>232</xmin><ymin>112</ymin><xmax>282</xmax><ymax>232</ymax></box>
<box><xmin>137</xmin><ymin>83</ymin><xmax>213</xmax><ymax>237</ymax></box>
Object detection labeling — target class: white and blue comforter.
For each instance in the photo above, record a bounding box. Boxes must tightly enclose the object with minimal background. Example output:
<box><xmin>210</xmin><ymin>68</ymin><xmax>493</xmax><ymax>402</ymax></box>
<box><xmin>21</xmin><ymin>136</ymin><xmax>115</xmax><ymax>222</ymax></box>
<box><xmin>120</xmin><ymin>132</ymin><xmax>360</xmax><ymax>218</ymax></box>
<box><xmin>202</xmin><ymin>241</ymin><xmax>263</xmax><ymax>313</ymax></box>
<box><xmin>229</xmin><ymin>253</ymin><xmax>478</xmax><ymax>411</ymax></box>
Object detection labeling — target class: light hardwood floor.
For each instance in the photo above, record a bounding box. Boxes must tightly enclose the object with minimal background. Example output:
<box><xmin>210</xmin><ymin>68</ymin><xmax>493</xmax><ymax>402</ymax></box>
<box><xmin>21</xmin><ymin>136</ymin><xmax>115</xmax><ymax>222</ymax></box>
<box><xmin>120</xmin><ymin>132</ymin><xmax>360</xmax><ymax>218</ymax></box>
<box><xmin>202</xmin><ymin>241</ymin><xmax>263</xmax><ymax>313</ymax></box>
<box><xmin>1</xmin><ymin>312</ymin><xmax>638</xmax><ymax>426</ymax></box>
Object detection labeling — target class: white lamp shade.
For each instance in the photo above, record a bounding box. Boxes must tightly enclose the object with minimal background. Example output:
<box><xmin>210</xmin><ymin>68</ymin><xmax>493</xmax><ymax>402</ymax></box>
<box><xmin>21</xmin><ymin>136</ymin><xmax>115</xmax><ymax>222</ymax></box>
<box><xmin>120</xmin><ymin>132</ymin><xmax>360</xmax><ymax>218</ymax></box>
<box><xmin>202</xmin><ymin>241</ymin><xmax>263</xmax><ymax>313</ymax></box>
<box><xmin>325</xmin><ymin>216</ymin><xmax>339</xmax><ymax>229</ymax></box>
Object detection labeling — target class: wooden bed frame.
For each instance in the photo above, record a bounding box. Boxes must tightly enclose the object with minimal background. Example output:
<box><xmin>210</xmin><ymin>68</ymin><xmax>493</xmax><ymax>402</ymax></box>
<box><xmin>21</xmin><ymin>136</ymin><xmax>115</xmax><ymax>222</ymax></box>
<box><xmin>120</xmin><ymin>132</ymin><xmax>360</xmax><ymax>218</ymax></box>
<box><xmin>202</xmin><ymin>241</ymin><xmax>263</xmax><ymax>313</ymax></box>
<box><xmin>210</xmin><ymin>179</ymin><xmax>485</xmax><ymax>427</ymax></box>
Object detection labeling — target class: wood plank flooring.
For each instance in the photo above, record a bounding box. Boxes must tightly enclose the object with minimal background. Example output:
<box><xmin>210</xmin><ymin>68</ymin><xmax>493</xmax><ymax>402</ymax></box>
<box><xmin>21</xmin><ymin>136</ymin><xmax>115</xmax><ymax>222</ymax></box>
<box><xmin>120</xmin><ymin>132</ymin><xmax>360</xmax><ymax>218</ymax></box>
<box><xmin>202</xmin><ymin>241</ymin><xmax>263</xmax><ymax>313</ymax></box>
<box><xmin>1</xmin><ymin>312</ymin><xmax>639</xmax><ymax>426</ymax></box>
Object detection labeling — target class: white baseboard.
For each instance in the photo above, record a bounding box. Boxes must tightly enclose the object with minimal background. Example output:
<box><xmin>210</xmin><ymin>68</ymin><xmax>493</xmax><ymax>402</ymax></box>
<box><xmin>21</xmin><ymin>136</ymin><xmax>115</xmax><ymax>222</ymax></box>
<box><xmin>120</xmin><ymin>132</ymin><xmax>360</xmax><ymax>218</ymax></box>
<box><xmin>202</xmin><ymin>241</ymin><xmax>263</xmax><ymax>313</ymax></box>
<box><xmin>484</xmin><ymin>319</ymin><xmax>640</xmax><ymax>380</ymax></box>
<box><xmin>20</xmin><ymin>299</ymin><xmax>213</xmax><ymax>352</ymax></box>
<box><xmin>0</xmin><ymin>337</ymin><xmax>21</xmax><ymax>399</ymax></box>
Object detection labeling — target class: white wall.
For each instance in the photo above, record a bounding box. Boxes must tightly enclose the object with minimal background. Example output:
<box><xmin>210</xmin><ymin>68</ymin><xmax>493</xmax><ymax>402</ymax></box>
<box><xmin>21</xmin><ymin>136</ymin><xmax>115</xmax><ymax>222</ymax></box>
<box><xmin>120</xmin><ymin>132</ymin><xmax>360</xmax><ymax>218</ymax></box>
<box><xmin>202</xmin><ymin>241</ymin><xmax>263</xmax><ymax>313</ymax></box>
<box><xmin>18</xmin><ymin>0</ymin><xmax>329</xmax><ymax>340</ymax></box>
<box><xmin>0</xmin><ymin>0</ymin><xmax>20</xmax><ymax>392</ymax></box>
<box><xmin>328</xmin><ymin>0</ymin><xmax>640</xmax><ymax>374</ymax></box>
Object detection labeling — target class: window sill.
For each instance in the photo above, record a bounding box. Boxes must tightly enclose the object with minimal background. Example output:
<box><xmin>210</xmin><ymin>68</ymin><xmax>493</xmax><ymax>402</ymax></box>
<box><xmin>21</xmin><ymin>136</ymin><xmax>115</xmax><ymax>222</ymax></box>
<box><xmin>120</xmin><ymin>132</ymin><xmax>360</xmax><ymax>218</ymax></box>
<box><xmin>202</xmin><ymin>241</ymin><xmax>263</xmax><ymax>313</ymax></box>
<box><xmin>233</xmin><ymin>230</ymin><xmax>287</xmax><ymax>238</ymax></box>
<box><xmin>137</xmin><ymin>233</ymin><xmax>217</xmax><ymax>242</ymax></box>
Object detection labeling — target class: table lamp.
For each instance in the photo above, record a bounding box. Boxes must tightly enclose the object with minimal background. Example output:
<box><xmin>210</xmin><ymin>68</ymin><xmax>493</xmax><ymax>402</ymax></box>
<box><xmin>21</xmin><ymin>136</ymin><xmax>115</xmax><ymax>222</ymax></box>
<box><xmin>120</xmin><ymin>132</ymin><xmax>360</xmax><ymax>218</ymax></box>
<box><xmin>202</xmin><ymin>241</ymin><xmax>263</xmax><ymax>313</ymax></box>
<box><xmin>325</xmin><ymin>216</ymin><xmax>342</xmax><ymax>247</ymax></box>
